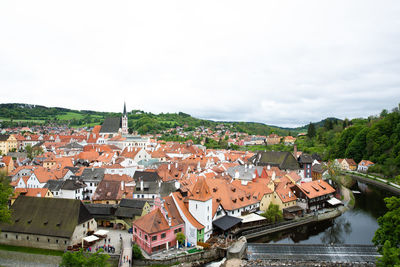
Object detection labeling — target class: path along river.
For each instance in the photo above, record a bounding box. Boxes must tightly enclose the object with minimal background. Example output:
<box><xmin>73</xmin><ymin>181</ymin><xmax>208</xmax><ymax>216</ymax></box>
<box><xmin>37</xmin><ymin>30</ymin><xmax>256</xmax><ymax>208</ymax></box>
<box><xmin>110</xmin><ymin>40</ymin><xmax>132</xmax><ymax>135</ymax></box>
<box><xmin>251</xmin><ymin>178</ymin><xmax>394</xmax><ymax>245</ymax></box>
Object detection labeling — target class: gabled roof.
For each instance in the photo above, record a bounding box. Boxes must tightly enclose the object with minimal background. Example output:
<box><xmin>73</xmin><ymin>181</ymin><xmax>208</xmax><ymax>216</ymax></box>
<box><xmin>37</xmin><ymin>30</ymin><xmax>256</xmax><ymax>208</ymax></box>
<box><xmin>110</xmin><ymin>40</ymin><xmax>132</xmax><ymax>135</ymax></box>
<box><xmin>172</xmin><ymin>192</ymin><xmax>204</xmax><ymax>230</ymax></box>
<box><xmin>43</xmin><ymin>179</ymin><xmax>64</xmax><ymax>191</ymax></box>
<box><xmin>80</xmin><ymin>168</ymin><xmax>105</xmax><ymax>181</ymax></box>
<box><xmin>249</xmin><ymin>151</ymin><xmax>299</xmax><ymax>170</ymax></box>
<box><xmin>133</xmin><ymin>171</ymin><xmax>161</xmax><ymax>182</ymax></box>
<box><xmin>119</xmin><ymin>199</ymin><xmax>147</xmax><ymax>209</ymax></box>
<box><xmin>188</xmin><ymin>177</ymin><xmax>212</xmax><ymax>202</ymax></box>
<box><xmin>100</xmin><ymin>117</ymin><xmax>121</xmax><ymax>133</ymax></box>
<box><xmin>163</xmin><ymin>195</ymin><xmax>184</xmax><ymax>227</ymax></box>
<box><xmin>0</xmin><ymin>196</ymin><xmax>93</xmax><ymax>238</ymax></box>
<box><xmin>133</xmin><ymin>208</ymin><xmax>170</xmax><ymax>234</ymax></box>
<box><xmin>295</xmin><ymin>180</ymin><xmax>335</xmax><ymax>199</ymax></box>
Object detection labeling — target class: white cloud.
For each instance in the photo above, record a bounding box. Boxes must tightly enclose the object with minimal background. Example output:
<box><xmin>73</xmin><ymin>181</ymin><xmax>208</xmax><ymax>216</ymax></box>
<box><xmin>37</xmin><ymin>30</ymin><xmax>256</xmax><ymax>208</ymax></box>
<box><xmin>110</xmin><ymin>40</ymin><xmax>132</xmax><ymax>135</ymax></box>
<box><xmin>1</xmin><ymin>0</ymin><xmax>400</xmax><ymax>127</ymax></box>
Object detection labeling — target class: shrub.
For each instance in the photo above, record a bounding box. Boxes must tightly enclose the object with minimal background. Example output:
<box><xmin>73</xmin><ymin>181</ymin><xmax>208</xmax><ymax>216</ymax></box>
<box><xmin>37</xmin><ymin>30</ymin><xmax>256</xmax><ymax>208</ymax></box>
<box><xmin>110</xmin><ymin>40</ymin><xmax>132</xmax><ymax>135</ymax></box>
<box><xmin>132</xmin><ymin>244</ymin><xmax>144</xmax><ymax>259</ymax></box>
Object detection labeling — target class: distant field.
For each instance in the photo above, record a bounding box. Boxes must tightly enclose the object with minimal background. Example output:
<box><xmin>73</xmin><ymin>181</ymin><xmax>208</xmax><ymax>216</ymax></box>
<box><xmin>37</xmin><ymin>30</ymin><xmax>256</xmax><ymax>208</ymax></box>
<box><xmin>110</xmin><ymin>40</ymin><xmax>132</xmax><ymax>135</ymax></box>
<box><xmin>0</xmin><ymin>118</ymin><xmax>45</xmax><ymax>123</ymax></box>
<box><xmin>56</xmin><ymin>112</ymin><xmax>85</xmax><ymax>120</ymax></box>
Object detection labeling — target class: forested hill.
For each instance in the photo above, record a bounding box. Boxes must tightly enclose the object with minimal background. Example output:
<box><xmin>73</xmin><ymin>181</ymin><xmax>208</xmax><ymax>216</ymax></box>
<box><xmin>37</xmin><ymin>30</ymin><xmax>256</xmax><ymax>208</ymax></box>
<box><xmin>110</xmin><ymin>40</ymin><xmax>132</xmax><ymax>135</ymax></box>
<box><xmin>0</xmin><ymin>103</ymin><xmax>290</xmax><ymax>136</ymax></box>
<box><xmin>299</xmin><ymin>104</ymin><xmax>400</xmax><ymax>178</ymax></box>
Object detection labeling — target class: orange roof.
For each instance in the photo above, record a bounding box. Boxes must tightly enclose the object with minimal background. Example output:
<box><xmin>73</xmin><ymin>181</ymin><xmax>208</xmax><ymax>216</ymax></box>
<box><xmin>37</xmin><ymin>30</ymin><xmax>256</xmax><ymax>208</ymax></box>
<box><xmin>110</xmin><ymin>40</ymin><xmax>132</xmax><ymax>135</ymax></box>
<box><xmin>296</xmin><ymin>180</ymin><xmax>335</xmax><ymax>199</ymax></box>
<box><xmin>163</xmin><ymin>195</ymin><xmax>185</xmax><ymax>227</ymax></box>
<box><xmin>188</xmin><ymin>177</ymin><xmax>212</xmax><ymax>202</ymax></box>
<box><xmin>120</xmin><ymin>147</ymin><xmax>141</xmax><ymax>159</ymax></box>
<box><xmin>104</xmin><ymin>174</ymin><xmax>133</xmax><ymax>183</ymax></box>
<box><xmin>33</xmin><ymin>167</ymin><xmax>57</xmax><ymax>183</ymax></box>
<box><xmin>12</xmin><ymin>188</ymin><xmax>50</xmax><ymax>199</ymax></box>
<box><xmin>231</xmin><ymin>180</ymin><xmax>273</xmax><ymax>201</ymax></box>
<box><xmin>275</xmin><ymin>178</ymin><xmax>297</xmax><ymax>203</ymax></box>
<box><xmin>76</xmin><ymin>151</ymin><xmax>99</xmax><ymax>162</ymax></box>
<box><xmin>358</xmin><ymin>160</ymin><xmax>374</xmax><ymax>166</ymax></box>
<box><xmin>133</xmin><ymin>208</ymin><xmax>170</xmax><ymax>234</ymax></box>
<box><xmin>172</xmin><ymin>192</ymin><xmax>204</xmax><ymax>230</ymax></box>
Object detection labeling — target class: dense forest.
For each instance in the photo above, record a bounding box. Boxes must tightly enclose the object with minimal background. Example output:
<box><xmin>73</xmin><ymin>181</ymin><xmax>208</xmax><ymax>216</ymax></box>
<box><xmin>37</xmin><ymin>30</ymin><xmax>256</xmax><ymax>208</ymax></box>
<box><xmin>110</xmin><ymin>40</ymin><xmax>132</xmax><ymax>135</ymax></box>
<box><xmin>299</xmin><ymin>104</ymin><xmax>400</xmax><ymax>178</ymax></box>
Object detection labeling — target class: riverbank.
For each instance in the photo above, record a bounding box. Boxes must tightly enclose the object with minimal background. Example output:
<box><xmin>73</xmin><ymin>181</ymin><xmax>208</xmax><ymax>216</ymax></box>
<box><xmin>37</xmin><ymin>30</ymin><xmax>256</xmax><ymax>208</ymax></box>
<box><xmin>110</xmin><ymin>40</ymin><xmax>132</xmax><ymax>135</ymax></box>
<box><xmin>341</xmin><ymin>171</ymin><xmax>400</xmax><ymax>195</ymax></box>
<box><xmin>0</xmin><ymin>250</ymin><xmax>61</xmax><ymax>267</ymax></box>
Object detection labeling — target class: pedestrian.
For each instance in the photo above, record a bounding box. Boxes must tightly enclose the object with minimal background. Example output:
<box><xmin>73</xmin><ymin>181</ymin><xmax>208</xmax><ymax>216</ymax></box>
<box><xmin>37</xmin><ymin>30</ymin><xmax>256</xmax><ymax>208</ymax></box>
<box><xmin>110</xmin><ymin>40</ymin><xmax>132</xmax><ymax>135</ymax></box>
<box><xmin>108</xmin><ymin>238</ymin><xmax>110</xmax><ymax>243</ymax></box>
<box><xmin>129</xmin><ymin>259</ymin><xmax>131</xmax><ymax>265</ymax></box>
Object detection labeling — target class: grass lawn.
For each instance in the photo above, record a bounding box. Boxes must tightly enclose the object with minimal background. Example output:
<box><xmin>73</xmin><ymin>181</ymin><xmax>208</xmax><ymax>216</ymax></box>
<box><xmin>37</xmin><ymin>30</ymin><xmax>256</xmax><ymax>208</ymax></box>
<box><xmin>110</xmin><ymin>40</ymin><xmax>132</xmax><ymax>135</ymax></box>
<box><xmin>56</xmin><ymin>112</ymin><xmax>85</xmax><ymax>120</ymax></box>
<box><xmin>0</xmin><ymin>244</ymin><xmax>64</xmax><ymax>256</ymax></box>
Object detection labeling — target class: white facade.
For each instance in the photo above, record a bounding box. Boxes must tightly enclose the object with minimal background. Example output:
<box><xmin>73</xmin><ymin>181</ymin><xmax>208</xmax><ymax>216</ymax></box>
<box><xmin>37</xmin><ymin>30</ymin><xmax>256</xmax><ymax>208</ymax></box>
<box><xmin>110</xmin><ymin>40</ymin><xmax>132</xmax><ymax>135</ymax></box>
<box><xmin>60</xmin><ymin>188</ymin><xmax>84</xmax><ymax>200</ymax></box>
<box><xmin>188</xmin><ymin>198</ymin><xmax>213</xmax><ymax>241</ymax></box>
<box><xmin>171</xmin><ymin>194</ymin><xmax>201</xmax><ymax>246</ymax></box>
<box><xmin>26</xmin><ymin>174</ymin><xmax>45</xmax><ymax>188</ymax></box>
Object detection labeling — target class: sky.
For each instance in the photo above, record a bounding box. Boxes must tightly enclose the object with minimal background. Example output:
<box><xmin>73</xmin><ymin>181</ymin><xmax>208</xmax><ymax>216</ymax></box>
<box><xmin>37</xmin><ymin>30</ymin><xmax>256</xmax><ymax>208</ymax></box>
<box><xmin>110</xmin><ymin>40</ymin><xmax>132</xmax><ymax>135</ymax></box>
<box><xmin>1</xmin><ymin>1</ymin><xmax>400</xmax><ymax>128</ymax></box>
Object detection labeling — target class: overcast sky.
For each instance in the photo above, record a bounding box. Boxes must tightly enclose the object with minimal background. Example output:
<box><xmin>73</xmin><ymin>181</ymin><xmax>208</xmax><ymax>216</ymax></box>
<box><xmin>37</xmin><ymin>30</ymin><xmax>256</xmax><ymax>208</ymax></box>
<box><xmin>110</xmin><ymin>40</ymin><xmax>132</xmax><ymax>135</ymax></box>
<box><xmin>1</xmin><ymin>1</ymin><xmax>400</xmax><ymax>127</ymax></box>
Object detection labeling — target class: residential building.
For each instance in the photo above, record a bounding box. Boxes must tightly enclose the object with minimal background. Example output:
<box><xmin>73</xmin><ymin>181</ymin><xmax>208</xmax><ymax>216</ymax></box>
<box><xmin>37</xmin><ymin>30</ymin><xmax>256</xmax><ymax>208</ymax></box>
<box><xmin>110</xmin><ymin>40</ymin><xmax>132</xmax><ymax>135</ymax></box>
<box><xmin>0</xmin><ymin>196</ymin><xmax>97</xmax><ymax>250</ymax></box>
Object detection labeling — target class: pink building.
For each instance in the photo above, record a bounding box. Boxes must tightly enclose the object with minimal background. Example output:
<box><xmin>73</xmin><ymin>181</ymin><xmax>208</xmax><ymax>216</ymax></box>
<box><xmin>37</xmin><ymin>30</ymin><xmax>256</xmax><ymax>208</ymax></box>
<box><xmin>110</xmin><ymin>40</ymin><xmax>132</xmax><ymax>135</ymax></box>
<box><xmin>132</xmin><ymin>198</ymin><xmax>185</xmax><ymax>255</ymax></box>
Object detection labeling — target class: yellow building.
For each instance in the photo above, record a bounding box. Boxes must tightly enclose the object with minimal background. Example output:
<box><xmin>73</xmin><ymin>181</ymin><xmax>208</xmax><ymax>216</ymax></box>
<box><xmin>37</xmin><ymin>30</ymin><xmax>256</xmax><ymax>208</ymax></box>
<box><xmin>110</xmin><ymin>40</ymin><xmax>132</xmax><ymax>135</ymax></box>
<box><xmin>0</xmin><ymin>134</ymin><xmax>17</xmax><ymax>155</ymax></box>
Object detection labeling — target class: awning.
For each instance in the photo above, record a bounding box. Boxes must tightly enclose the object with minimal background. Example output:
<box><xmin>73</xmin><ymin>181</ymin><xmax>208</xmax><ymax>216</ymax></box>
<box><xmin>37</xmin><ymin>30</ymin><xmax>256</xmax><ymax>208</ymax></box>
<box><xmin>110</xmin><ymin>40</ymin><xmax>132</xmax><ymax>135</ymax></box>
<box><xmin>83</xmin><ymin>235</ymin><xmax>99</xmax><ymax>243</ymax></box>
<box><xmin>213</xmin><ymin>215</ymin><xmax>242</xmax><ymax>231</ymax></box>
<box><xmin>327</xmin><ymin>197</ymin><xmax>342</xmax><ymax>206</ymax></box>
<box><xmin>238</xmin><ymin>213</ymin><xmax>266</xmax><ymax>224</ymax></box>
<box><xmin>94</xmin><ymin>230</ymin><xmax>109</xmax><ymax>237</ymax></box>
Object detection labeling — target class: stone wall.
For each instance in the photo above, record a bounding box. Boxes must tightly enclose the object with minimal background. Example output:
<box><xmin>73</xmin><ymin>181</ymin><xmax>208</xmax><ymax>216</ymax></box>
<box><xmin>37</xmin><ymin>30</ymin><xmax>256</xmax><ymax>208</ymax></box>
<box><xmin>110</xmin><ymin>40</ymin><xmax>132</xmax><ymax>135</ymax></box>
<box><xmin>133</xmin><ymin>247</ymin><xmax>225</xmax><ymax>266</ymax></box>
<box><xmin>0</xmin><ymin>231</ymin><xmax>70</xmax><ymax>250</ymax></box>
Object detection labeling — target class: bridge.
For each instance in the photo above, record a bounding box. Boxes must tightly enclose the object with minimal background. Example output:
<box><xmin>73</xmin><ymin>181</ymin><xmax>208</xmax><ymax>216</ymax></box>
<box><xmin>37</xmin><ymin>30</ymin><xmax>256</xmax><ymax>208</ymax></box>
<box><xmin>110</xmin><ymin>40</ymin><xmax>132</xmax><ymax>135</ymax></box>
<box><xmin>247</xmin><ymin>243</ymin><xmax>380</xmax><ymax>263</ymax></box>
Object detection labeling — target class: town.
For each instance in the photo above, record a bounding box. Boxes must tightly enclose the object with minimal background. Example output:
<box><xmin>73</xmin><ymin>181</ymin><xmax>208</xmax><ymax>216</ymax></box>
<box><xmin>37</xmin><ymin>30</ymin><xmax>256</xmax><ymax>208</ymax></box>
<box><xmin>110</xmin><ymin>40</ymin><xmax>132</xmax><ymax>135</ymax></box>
<box><xmin>0</xmin><ymin>103</ymin><xmax>380</xmax><ymax>266</ymax></box>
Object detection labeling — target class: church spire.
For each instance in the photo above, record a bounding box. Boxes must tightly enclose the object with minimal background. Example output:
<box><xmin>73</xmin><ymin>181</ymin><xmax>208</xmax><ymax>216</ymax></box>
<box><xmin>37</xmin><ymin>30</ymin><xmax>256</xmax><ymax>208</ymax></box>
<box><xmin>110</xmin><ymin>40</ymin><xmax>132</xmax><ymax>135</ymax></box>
<box><xmin>123</xmin><ymin>102</ymin><xmax>127</xmax><ymax>116</ymax></box>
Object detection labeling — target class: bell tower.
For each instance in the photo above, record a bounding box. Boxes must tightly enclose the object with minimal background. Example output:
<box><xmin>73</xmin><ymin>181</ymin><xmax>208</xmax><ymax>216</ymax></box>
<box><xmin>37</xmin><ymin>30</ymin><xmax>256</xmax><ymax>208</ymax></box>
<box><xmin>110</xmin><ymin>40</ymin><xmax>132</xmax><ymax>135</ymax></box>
<box><xmin>122</xmin><ymin>102</ymin><xmax>128</xmax><ymax>135</ymax></box>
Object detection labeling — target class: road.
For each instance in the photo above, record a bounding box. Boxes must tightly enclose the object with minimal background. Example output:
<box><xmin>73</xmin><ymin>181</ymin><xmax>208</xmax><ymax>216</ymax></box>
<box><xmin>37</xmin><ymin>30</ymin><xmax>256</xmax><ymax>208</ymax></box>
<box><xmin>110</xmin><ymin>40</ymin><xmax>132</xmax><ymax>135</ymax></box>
<box><xmin>247</xmin><ymin>244</ymin><xmax>380</xmax><ymax>263</ymax></box>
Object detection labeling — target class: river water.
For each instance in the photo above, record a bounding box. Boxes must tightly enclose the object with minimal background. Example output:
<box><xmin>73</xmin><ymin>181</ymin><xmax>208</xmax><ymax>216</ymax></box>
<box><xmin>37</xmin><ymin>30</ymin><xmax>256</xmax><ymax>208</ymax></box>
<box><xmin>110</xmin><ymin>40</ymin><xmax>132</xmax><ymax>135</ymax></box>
<box><xmin>251</xmin><ymin>180</ymin><xmax>394</xmax><ymax>245</ymax></box>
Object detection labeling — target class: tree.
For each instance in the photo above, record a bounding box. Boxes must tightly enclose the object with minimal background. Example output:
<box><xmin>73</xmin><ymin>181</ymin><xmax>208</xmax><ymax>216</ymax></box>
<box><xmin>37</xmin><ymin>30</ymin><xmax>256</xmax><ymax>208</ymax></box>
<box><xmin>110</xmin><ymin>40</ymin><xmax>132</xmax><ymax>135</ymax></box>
<box><xmin>132</xmin><ymin>244</ymin><xmax>144</xmax><ymax>259</ymax></box>
<box><xmin>307</xmin><ymin>122</ymin><xmax>316</xmax><ymax>139</ymax></box>
<box><xmin>0</xmin><ymin>171</ymin><xmax>13</xmax><ymax>224</ymax></box>
<box><xmin>261</xmin><ymin>203</ymin><xmax>283</xmax><ymax>224</ymax></box>
<box><xmin>176</xmin><ymin>232</ymin><xmax>186</xmax><ymax>246</ymax></box>
<box><xmin>376</xmin><ymin>240</ymin><xmax>400</xmax><ymax>267</ymax></box>
<box><xmin>60</xmin><ymin>248</ymin><xmax>110</xmax><ymax>267</ymax></box>
<box><xmin>373</xmin><ymin>197</ymin><xmax>400</xmax><ymax>264</ymax></box>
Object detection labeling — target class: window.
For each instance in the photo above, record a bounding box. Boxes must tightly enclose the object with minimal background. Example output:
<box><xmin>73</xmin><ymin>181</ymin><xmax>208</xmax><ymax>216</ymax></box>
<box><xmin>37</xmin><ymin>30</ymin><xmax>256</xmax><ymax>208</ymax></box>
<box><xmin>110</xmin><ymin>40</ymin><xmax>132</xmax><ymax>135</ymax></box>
<box><xmin>161</xmin><ymin>233</ymin><xmax>166</xmax><ymax>239</ymax></box>
<box><xmin>16</xmin><ymin>235</ymin><xmax>18</xmax><ymax>240</ymax></box>
<box><xmin>37</xmin><ymin>237</ymin><xmax>40</xmax><ymax>241</ymax></box>
<box><xmin>152</xmin><ymin>235</ymin><xmax>157</xmax><ymax>241</ymax></box>
<box><xmin>5</xmin><ymin>234</ymin><xmax>7</xmax><ymax>239</ymax></box>
<box><xmin>48</xmin><ymin>239</ymin><xmax>50</xmax><ymax>243</ymax></box>
<box><xmin>145</xmin><ymin>235</ymin><xmax>148</xmax><ymax>241</ymax></box>
<box><xmin>27</xmin><ymin>236</ymin><xmax>29</xmax><ymax>240</ymax></box>
<box><xmin>64</xmin><ymin>241</ymin><xmax>67</xmax><ymax>245</ymax></box>
<box><xmin>134</xmin><ymin>228</ymin><xmax>137</xmax><ymax>233</ymax></box>
<box><xmin>56</xmin><ymin>239</ymin><xmax>59</xmax><ymax>244</ymax></box>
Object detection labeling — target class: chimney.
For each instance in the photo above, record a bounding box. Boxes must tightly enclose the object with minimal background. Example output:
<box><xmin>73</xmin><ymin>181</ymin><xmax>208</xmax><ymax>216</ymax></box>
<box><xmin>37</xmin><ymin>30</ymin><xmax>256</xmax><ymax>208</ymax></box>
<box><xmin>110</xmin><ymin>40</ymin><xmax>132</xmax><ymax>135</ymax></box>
<box><xmin>289</xmin><ymin>191</ymin><xmax>292</xmax><ymax>198</ymax></box>
<box><xmin>272</xmin><ymin>171</ymin><xmax>276</xmax><ymax>181</ymax></box>
<box><xmin>140</xmin><ymin>179</ymin><xmax>144</xmax><ymax>191</ymax></box>
<box><xmin>294</xmin><ymin>144</ymin><xmax>298</xmax><ymax>158</ymax></box>
<box><xmin>121</xmin><ymin>181</ymin><xmax>125</xmax><ymax>191</ymax></box>
<box><xmin>175</xmin><ymin>162</ymin><xmax>178</xmax><ymax>169</ymax></box>
<box><xmin>267</xmin><ymin>165</ymin><xmax>271</xmax><ymax>170</ymax></box>
<box><xmin>168</xmin><ymin>217</ymin><xmax>171</xmax><ymax>227</ymax></box>
<box><xmin>37</xmin><ymin>192</ymin><xmax>41</xmax><ymax>197</ymax></box>
<box><xmin>168</xmin><ymin>164</ymin><xmax>171</xmax><ymax>170</ymax></box>
<box><xmin>252</xmin><ymin>173</ymin><xmax>256</xmax><ymax>179</ymax></box>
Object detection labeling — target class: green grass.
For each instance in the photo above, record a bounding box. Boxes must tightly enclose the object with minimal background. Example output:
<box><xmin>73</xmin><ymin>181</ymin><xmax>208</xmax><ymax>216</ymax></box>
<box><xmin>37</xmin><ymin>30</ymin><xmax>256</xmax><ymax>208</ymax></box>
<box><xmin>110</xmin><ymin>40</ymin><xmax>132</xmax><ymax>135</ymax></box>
<box><xmin>56</xmin><ymin>112</ymin><xmax>85</xmax><ymax>120</ymax></box>
<box><xmin>0</xmin><ymin>244</ymin><xmax>63</xmax><ymax>256</ymax></box>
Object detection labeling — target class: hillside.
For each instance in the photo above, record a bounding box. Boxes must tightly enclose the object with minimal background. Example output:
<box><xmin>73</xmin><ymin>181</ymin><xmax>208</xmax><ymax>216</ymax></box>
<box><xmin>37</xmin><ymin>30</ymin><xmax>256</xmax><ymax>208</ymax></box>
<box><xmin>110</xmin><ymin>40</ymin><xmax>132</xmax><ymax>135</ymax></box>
<box><xmin>0</xmin><ymin>103</ymin><xmax>290</xmax><ymax>136</ymax></box>
<box><xmin>297</xmin><ymin>104</ymin><xmax>400</xmax><ymax>178</ymax></box>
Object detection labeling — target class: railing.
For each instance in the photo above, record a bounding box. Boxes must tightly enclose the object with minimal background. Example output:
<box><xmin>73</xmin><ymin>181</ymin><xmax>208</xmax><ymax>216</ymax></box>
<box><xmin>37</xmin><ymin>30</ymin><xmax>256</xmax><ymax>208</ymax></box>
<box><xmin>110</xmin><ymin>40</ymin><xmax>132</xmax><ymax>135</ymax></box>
<box><xmin>242</xmin><ymin>216</ymin><xmax>316</xmax><ymax>236</ymax></box>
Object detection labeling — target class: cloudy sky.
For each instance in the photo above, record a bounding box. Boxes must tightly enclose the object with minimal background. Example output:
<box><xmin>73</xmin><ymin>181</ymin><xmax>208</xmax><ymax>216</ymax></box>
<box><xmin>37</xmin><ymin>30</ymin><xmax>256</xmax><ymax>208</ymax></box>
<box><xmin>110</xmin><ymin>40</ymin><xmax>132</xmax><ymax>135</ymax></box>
<box><xmin>1</xmin><ymin>1</ymin><xmax>400</xmax><ymax>127</ymax></box>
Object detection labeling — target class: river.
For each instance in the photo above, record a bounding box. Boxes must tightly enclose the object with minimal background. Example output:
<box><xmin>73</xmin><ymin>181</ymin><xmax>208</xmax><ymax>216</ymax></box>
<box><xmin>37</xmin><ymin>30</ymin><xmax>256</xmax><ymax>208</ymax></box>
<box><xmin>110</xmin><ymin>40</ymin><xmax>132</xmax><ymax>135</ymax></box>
<box><xmin>251</xmin><ymin>179</ymin><xmax>394</xmax><ymax>245</ymax></box>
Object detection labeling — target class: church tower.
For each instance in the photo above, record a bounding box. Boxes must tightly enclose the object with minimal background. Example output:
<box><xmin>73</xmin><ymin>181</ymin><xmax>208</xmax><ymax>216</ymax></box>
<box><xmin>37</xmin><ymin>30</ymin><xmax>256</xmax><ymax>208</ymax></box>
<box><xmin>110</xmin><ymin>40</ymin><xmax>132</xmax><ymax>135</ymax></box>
<box><xmin>121</xmin><ymin>102</ymin><xmax>128</xmax><ymax>135</ymax></box>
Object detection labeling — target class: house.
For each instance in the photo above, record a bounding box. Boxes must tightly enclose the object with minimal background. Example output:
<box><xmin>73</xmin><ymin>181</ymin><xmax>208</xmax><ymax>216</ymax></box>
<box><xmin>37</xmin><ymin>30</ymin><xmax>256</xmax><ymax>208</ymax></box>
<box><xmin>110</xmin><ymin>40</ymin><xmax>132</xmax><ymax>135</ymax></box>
<box><xmin>26</xmin><ymin>167</ymin><xmax>57</xmax><ymax>188</ymax></box>
<box><xmin>0</xmin><ymin>196</ymin><xmax>97</xmax><ymax>250</ymax></box>
<box><xmin>120</xmin><ymin>147</ymin><xmax>151</xmax><ymax>164</ymax></box>
<box><xmin>291</xmin><ymin>180</ymin><xmax>335</xmax><ymax>212</ymax></box>
<box><xmin>0</xmin><ymin>134</ymin><xmax>17</xmax><ymax>155</ymax></box>
<box><xmin>0</xmin><ymin>156</ymin><xmax>14</xmax><ymax>174</ymax></box>
<box><xmin>283</xmin><ymin>136</ymin><xmax>296</xmax><ymax>146</ymax></box>
<box><xmin>357</xmin><ymin>160</ymin><xmax>374</xmax><ymax>173</ymax></box>
<box><xmin>231</xmin><ymin>179</ymin><xmax>274</xmax><ymax>212</ymax></box>
<box><xmin>187</xmin><ymin>177</ymin><xmax>213</xmax><ymax>241</ymax></box>
<box><xmin>114</xmin><ymin>199</ymin><xmax>151</xmax><ymax>228</ymax></box>
<box><xmin>266</xmin><ymin>134</ymin><xmax>281</xmax><ymax>145</ymax></box>
<box><xmin>298</xmin><ymin>154</ymin><xmax>313</xmax><ymax>179</ymax></box>
<box><xmin>11</xmin><ymin>188</ymin><xmax>53</xmax><ymax>205</ymax></box>
<box><xmin>59</xmin><ymin>179</ymin><xmax>86</xmax><ymax>200</ymax></box>
<box><xmin>132</xmin><ymin>204</ymin><xmax>184</xmax><ymax>255</ymax></box>
<box><xmin>92</xmin><ymin>179</ymin><xmax>134</xmax><ymax>205</ymax></box>
<box><xmin>335</xmin><ymin>159</ymin><xmax>357</xmax><ymax>171</ymax></box>
<box><xmin>79</xmin><ymin>168</ymin><xmax>105</xmax><ymax>200</ymax></box>
<box><xmin>248</xmin><ymin>151</ymin><xmax>300</xmax><ymax>172</ymax></box>
<box><xmin>171</xmin><ymin>191</ymin><xmax>205</xmax><ymax>246</ymax></box>
<box><xmin>311</xmin><ymin>163</ymin><xmax>324</xmax><ymax>181</ymax></box>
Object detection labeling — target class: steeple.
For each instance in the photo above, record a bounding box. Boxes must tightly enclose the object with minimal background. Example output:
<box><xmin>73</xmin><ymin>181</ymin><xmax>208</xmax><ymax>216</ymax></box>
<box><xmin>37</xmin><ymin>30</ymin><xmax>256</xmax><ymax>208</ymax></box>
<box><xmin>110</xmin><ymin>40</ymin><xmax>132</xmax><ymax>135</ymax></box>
<box><xmin>121</xmin><ymin>102</ymin><xmax>128</xmax><ymax>135</ymax></box>
<box><xmin>123</xmin><ymin>102</ymin><xmax>127</xmax><ymax>116</ymax></box>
